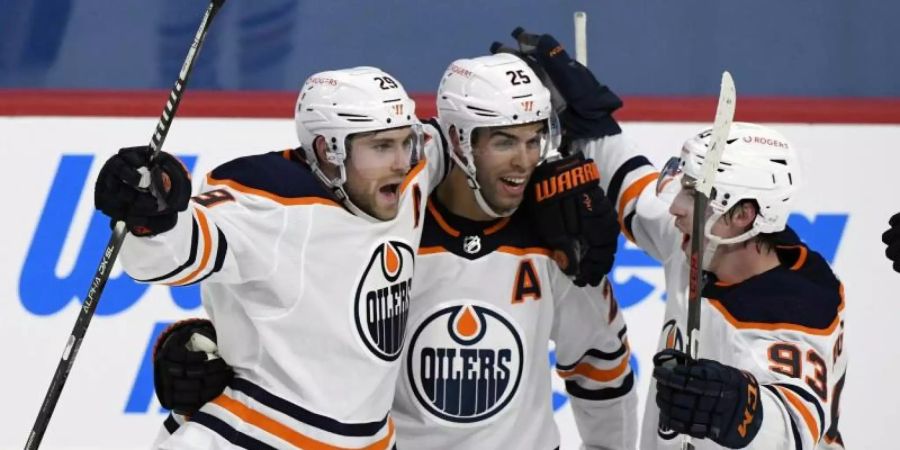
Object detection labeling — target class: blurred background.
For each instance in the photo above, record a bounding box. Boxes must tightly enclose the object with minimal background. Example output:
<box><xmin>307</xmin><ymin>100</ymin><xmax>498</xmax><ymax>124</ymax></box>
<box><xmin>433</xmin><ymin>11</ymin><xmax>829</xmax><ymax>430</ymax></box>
<box><xmin>2</xmin><ymin>1</ymin><xmax>899</xmax><ymax>449</ymax></box>
<box><xmin>3</xmin><ymin>0</ymin><xmax>899</xmax><ymax>95</ymax></box>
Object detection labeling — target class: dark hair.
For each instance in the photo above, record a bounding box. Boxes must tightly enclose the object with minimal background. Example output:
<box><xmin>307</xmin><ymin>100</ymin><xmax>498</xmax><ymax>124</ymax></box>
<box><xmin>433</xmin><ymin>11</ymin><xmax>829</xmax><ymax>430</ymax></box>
<box><xmin>722</xmin><ymin>199</ymin><xmax>778</xmax><ymax>253</ymax></box>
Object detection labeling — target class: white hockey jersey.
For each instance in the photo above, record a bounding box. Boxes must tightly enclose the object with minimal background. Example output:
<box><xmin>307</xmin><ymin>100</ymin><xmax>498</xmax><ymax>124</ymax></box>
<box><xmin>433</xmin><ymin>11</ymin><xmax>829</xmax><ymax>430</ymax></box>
<box><xmin>584</xmin><ymin>134</ymin><xmax>847</xmax><ymax>450</ymax></box>
<box><xmin>390</xmin><ymin>196</ymin><xmax>638</xmax><ymax>450</ymax></box>
<box><xmin>125</xmin><ymin>139</ymin><xmax>446</xmax><ymax>449</ymax></box>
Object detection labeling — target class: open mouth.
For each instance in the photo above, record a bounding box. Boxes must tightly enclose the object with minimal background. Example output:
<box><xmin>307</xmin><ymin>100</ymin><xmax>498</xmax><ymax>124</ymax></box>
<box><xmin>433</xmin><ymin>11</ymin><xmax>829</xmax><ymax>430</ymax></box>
<box><xmin>379</xmin><ymin>183</ymin><xmax>401</xmax><ymax>199</ymax></box>
<box><xmin>499</xmin><ymin>176</ymin><xmax>526</xmax><ymax>195</ymax></box>
<box><xmin>500</xmin><ymin>176</ymin><xmax>525</xmax><ymax>187</ymax></box>
<box><xmin>681</xmin><ymin>232</ymin><xmax>691</xmax><ymax>251</ymax></box>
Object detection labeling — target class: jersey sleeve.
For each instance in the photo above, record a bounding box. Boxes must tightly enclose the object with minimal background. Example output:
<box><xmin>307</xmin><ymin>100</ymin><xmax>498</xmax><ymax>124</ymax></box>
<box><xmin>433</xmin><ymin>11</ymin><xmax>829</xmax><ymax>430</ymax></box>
<box><xmin>550</xmin><ymin>273</ymin><xmax>638</xmax><ymax>449</ymax></box>
<box><xmin>579</xmin><ymin>134</ymin><xmax>682</xmax><ymax>264</ymax></box>
<box><xmin>119</xmin><ymin>176</ymin><xmax>290</xmax><ymax>287</ymax></box>
<box><xmin>732</xmin><ymin>307</ymin><xmax>847</xmax><ymax>450</ymax></box>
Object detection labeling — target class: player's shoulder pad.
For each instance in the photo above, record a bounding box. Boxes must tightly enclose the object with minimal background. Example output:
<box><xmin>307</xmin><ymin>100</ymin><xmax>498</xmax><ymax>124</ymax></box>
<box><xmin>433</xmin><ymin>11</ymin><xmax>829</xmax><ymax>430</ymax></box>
<box><xmin>208</xmin><ymin>149</ymin><xmax>336</xmax><ymax>201</ymax></box>
<box><xmin>773</xmin><ymin>227</ymin><xmax>841</xmax><ymax>291</ymax></box>
<box><xmin>705</xmin><ymin>231</ymin><xmax>842</xmax><ymax>332</ymax></box>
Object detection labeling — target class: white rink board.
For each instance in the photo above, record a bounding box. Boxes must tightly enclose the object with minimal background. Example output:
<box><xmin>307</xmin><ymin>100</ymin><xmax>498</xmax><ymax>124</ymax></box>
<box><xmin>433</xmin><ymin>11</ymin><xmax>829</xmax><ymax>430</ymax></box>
<box><xmin>2</xmin><ymin>116</ymin><xmax>897</xmax><ymax>449</ymax></box>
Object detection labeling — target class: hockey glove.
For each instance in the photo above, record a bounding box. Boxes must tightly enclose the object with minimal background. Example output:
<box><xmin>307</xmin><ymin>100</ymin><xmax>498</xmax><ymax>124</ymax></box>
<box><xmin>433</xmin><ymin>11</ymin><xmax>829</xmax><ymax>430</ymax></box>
<box><xmin>153</xmin><ymin>318</ymin><xmax>232</xmax><ymax>415</ymax></box>
<box><xmin>491</xmin><ymin>28</ymin><xmax>623</xmax><ymax>150</ymax></box>
<box><xmin>653</xmin><ymin>349</ymin><xmax>763</xmax><ymax>449</ymax></box>
<box><xmin>882</xmin><ymin>212</ymin><xmax>900</xmax><ymax>273</ymax></box>
<box><xmin>525</xmin><ymin>153</ymin><xmax>618</xmax><ymax>287</ymax></box>
<box><xmin>94</xmin><ymin>146</ymin><xmax>192</xmax><ymax>236</ymax></box>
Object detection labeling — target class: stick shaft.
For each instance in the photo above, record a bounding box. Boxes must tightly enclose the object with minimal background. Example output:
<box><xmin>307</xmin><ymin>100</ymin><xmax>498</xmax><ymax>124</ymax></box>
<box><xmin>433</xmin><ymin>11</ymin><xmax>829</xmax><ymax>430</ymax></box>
<box><xmin>24</xmin><ymin>2</ymin><xmax>225</xmax><ymax>448</ymax></box>
<box><xmin>681</xmin><ymin>71</ymin><xmax>735</xmax><ymax>450</ymax></box>
<box><xmin>574</xmin><ymin>11</ymin><xmax>588</xmax><ymax>66</ymax></box>
<box><xmin>150</xmin><ymin>0</ymin><xmax>223</xmax><ymax>157</ymax></box>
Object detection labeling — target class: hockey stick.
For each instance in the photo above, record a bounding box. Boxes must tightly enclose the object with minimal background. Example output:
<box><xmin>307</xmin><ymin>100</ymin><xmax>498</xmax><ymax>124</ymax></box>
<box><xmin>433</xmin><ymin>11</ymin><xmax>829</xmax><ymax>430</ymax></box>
<box><xmin>681</xmin><ymin>71</ymin><xmax>736</xmax><ymax>450</ymax></box>
<box><xmin>573</xmin><ymin>11</ymin><xmax>587</xmax><ymax>66</ymax></box>
<box><xmin>24</xmin><ymin>1</ymin><xmax>226</xmax><ymax>448</ymax></box>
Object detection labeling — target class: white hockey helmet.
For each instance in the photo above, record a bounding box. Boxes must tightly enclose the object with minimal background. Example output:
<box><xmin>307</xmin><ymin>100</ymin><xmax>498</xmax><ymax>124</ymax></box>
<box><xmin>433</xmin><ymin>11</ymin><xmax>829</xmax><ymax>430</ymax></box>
<box><xmin>676</xmin><ymin>122</ymin><xmax>800</xmax><ymax>244</ymax></box>
<box><xmin>295</xmin><ymin>67</ymin><xmax>421</xmax><ymax>218</ymax></box>
<box><xmin>437</xmin><ymin>53</ymin><xmax>561</xmax><ymax>217</ymax></box>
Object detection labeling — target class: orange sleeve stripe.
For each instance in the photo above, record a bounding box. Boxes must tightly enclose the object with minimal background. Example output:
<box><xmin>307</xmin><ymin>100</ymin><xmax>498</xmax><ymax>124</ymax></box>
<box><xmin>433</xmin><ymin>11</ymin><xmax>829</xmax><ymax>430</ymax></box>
<box><xmin>417</xmin><ymin>246</ymin><xmax>447</xmax><ymax>255</ymax></box>
<box><xmin>775</xmin><ymin>386</ymin><xmax>820</xmax><ymax>444</ymax></box>
<box><xmin>838</xmin><ymin>283</ymin><xmax>845</xmax><ymax>312</ymax></box>
<box><xmin>167</xmin><ymin>208</ymin><xmax>213</xmax><ymax>286</ymax></box>
<box><xmin>708</xmin><ymin>298</ymin><xmax>842</xmax><ymax>336</ymax></box>
<box><xmin>400</xmin><ymin>159</ymin><xmax>427</xmax><ymax>194</ymax></box>
<box><xmin>496</xmin><ymin>246</ymin><xmax>552</xmax><ymax>257</ymax></box>
<box><xmin>617</xmin><ymin>172</ymin><xmax>659</xmax><ymax>242</ymax></box>
<box><xmin>425</xmin><ymin>200</ymin><xmax>460</xmax><ymax>237</ymax></box>
<box><xmin>206</xmin><ymin>175</ymin><xmax>342</xmax><ymax>207</ymax></box>
<box><xmin>556</xmin><ymin>350</ymin><xmax>631</xmax><ymax>382</ymax></box>
<box><xmin>210</xmin><ymin>395</ymin><xmax>395</xmax><ymax>450</ymax></box>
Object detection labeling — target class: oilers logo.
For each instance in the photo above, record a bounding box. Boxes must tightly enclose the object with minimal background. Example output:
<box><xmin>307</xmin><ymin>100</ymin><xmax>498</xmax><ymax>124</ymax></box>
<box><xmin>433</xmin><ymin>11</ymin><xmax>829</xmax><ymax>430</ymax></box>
<box><xmin>660</xmin><ymin>319</ymin><xmax>684</xmax><ymax>352</ymax></box>
<box><xmin>407</xmin><ymin>302</ymin><xmax>524</xmax><ymax>424</ymax></box>
<box><xmin>354</xmin><ymin>241</ymin><xmax>415</xmax><ymax>361</ymax></box>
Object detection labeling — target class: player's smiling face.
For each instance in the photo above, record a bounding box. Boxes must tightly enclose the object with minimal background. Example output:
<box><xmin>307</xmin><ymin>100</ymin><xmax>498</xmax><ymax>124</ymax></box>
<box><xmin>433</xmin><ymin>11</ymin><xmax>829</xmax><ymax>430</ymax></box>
<box><xmin>471</xmin><ymin>121</ymin><xmax>544</xmax><ymax>214</ymax></box>
<box><xmin>344</xmin><ymin>126</ymin><xmax>416</xmax><ymax>220</ymax></box>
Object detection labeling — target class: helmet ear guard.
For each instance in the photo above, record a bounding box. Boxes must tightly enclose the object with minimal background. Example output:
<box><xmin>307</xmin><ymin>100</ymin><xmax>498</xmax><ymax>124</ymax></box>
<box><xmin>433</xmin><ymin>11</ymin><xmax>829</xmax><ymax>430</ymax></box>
<box><xmin>294</xmin><ymin>67</ymin><xmax>421</xmax><ymax>221</ymax></box>
<box><xmin>437</xmin><ymin>53</ymin><xmax>561</xmax><ymax>217</ymax></box>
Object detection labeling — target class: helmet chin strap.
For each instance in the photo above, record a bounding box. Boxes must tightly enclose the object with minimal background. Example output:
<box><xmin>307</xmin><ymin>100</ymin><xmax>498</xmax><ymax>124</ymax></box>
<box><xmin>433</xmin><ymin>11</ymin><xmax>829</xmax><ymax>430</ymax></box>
<box><xmin>310</xmin><ymin>153</ymin><xmax>381</xmax><ymax>223</ymax></box>
<box><xmin>456</xmin><ymin>155</ymin><xmax>515</xmax><ymax>219</ymax></box>
<box><xmin>701</xmin><ymin>212</ymin><xmax>761</xmax><ymax>270</ymax></box>
<box><xmin>341</xmin><ymin>194</ymin><xmax>380</xmax><ymax>223</ymax></box>
<box><xmin>446</xmin><ymin>126</ymin><xmax>516</xmax><ymax>219</ymax></box>
<box><xmin>473</xmin><ymin>184</ymin><xmax>509</xmax><ymax>218</ymax></box>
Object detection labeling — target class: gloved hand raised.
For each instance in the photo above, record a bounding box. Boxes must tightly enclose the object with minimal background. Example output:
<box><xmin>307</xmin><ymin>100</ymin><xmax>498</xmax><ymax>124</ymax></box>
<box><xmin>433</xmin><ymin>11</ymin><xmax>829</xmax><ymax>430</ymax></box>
<box><xmin>94</xmin><ymin>146</ymin><xmax>191</xmax><ymax>236</ymax></box>
<box><xmin>491</xmin><ymin>28</ymin><xmax>623</xmax><ymax>147</ymax></box>
<box><xmin>525</xmin><ymin>153</ymin><xmax>619</xmax><ymax>287</ymax></box>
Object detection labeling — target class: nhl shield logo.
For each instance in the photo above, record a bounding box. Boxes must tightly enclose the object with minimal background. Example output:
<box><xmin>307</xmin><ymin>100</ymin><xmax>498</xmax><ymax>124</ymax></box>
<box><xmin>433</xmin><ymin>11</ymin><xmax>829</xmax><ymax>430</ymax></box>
<box><xmin>407</xmin><ymin>302</ymin><xmax>524</xmax><ymax>424</ymax></box>
<box><xmin>354</xmin><ymin>241</ymin><xmax>415</xmax><ymax>361</ymax></box>
<box><xmin>462</xmin><ymin>235</ymin><xmax>481</xmax><ymax>254</ymax></box>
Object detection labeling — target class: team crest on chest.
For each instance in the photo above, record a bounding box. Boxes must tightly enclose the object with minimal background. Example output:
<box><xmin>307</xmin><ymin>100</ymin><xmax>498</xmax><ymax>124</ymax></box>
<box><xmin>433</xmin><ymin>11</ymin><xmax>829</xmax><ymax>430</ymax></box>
<box><xmin>407</xmin><ymin>302</ymin><xmax>524</xmax><ymax>424</ymax></box>
<box><xmin>354</xmin><ymin>240</ymin><xmax>415</xmax><ymax>361</ymax></box>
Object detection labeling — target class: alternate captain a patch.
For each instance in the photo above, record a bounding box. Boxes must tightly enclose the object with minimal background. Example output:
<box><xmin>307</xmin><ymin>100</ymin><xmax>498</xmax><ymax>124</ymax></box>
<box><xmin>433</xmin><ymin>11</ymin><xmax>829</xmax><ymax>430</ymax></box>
<box><xmin>355</xmin><ymin>240</ymin><xmax>415</xmax><ymax>361</ymax></box>
<box><xmin>407</xmin><ymin>302</ymin><xmax>524</xmax><ymax>424</ymax></box>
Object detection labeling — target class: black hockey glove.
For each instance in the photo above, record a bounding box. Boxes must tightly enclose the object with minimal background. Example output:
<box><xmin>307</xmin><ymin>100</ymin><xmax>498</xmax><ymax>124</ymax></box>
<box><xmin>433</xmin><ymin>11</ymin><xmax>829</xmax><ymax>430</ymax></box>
<box><xmin>882</xmin><ymin>212</ymin><xmax>900</xmax><ymax>273</ymax></box>
<box><xmin>525</xmin><ymin>153</ymin><xmax>618</xmax><ymax>287</ymax></box>
<box><xmin>653</xmin><ymin>349</ymin><xmax>763</xmax><ymax>449</ymax></box>
<box><xmin>94</xmin><ymin>146</ymin><xmax>192</xmax><ymax>236</ymax></box>
<box><xmin>153</xmin><ymin>318</ymin><xmax>232</xmax><ymax>415</ymax></box>
<box><xmin>490</xmin><ymin>28</ymin><xmax>623</xmax><ymax>150</ymax></box>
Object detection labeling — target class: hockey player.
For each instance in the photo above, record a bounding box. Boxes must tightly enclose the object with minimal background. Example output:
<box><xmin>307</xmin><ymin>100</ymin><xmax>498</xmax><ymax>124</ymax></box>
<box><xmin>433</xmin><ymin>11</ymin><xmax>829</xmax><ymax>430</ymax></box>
<box><xmin>150</xmin><ymin>52</ymin><xmax>637</xmax><ymax>449</ymax></box>
<box><xmin>517</xmin><ymin>31</ymin><xmax>848</xmax><ymax>449</ymax></box>
<box><xmin>389</xmin><ymin>52</ymin><xmax>636</xmax><ymax>449</ymax></box>
<box><xmin>882</xmin><ymin>213</ymin><xmax>900</xmax><ymax>272</ymax></box>
<box><xmin>96</xmin><ymin>67</ymin><xmax>439</xmax><ymax>449</ymax></box>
